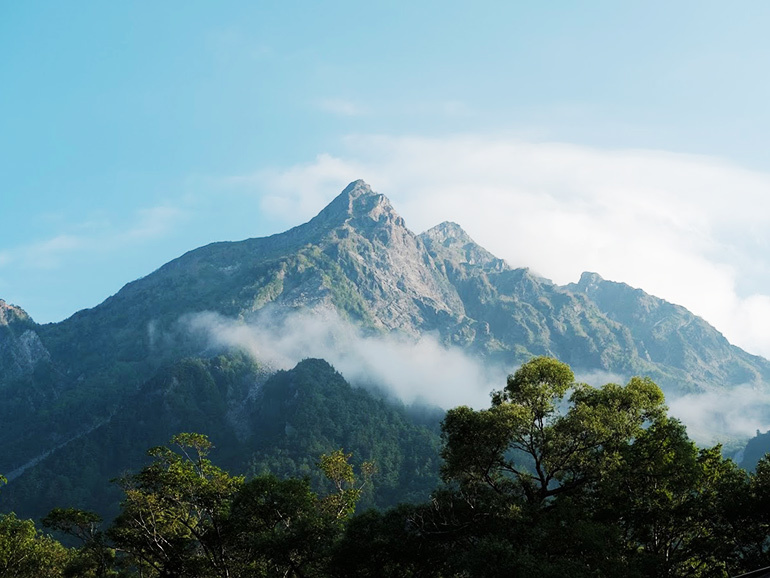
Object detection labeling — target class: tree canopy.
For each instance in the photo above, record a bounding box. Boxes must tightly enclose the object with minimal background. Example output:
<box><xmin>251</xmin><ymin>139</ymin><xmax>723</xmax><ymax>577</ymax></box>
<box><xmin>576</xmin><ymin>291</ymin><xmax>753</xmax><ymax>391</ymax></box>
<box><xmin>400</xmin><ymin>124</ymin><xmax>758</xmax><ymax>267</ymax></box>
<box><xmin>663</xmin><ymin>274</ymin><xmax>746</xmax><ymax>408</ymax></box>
<box><xmin>441</xmin><ymin>357</ymin><xmax>665</xmax><ymax>505</ymax></box>
<box><xmin>4</xmin><ymin>357</ymin><xmax>770</xmax><ymax>577</ymax></box>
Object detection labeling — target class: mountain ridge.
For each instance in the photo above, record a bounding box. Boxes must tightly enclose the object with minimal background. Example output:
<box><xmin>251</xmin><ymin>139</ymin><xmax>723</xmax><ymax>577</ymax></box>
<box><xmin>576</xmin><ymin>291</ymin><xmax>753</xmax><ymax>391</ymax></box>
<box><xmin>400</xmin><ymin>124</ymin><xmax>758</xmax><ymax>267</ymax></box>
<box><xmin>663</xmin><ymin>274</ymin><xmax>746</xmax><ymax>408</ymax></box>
<box><xmin>2</xmin><ymin>179</ymin><xmax>769</xmax><ymax>502</ymax></box>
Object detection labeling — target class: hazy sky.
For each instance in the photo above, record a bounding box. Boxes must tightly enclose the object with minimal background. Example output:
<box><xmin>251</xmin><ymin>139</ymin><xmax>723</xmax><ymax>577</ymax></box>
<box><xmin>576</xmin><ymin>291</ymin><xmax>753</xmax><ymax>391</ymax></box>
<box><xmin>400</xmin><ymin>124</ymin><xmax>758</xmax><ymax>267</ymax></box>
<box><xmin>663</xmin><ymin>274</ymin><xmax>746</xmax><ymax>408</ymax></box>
<box><xmin>4</xmin><ymin>2</ymin><xmax>770</xmax><ymax>360</ymax></box>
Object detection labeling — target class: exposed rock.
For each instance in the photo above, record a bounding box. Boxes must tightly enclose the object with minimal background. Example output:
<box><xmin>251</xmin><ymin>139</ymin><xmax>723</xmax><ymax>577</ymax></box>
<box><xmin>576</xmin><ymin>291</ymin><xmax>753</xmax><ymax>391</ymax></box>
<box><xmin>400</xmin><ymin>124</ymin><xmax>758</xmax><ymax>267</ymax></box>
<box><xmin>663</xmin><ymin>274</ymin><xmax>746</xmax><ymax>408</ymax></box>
<box><xmin>0</xmin><ymin>300</ymin><xmax>49</xmax><ymax>379</ymax></box>
<box><xmin>568</xmin><ymin>272</ymin><xmax>766</xmax><ymax>389</ymax></box>
<box><xmin>421</xmin><ymin>221</ymin><xmax>506</xmax><ymax>273</ymax></box>
<box><xmin>0</xmin><ymin>299</ymin><xmax>33</xmax><ymax>327</ymax></box>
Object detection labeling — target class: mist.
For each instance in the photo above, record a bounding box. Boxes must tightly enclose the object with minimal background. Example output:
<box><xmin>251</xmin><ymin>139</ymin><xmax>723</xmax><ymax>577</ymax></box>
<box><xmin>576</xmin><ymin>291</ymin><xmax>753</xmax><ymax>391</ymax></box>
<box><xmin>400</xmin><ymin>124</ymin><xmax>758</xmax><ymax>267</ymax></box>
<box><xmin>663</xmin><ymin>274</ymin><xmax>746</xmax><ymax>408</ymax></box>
<box><xmin>180</xmin><ymin>307</ymin><xmax>768</xmax><ymax>447</ymax></box>
<box><xmin>574</xmin><ymin>370</ymin><xmax>770</xmax><ymax>446</ymax></box>
<box><xmin>181</xmin><ymin>307</ymin><xmax>503</xmax><ymax>410</ymax></box>
<box><xmin>667</xmin><ymin>386</ymin><xmax>770</xmax><ymax>447</ymax></box>
<box><xmin>253</xmin><ymin>135</ymin><xmax>770</xmax><ymax>362</ymax></box>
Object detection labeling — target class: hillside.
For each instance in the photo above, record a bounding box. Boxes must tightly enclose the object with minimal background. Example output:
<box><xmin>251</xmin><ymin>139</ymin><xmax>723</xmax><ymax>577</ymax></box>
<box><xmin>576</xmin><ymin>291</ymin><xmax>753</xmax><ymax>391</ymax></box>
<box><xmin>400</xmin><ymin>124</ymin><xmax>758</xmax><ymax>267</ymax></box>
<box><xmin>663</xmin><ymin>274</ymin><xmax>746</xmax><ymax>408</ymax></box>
<box><xmin>1</xmin><ymin>355</ymin><xmax>442</xmax><ymax>520</ymax></box>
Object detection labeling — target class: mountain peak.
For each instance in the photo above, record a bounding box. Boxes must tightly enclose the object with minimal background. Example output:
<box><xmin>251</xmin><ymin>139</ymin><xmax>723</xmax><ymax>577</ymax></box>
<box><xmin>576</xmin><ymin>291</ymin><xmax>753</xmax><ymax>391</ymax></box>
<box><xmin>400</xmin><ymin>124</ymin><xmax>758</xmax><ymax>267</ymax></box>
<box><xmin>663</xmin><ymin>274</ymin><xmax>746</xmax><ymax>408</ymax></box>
<box><xmin>420</xmin><ymin>222</ymin><xmax>506</xmax><ymax>271</ymax></box>
<box><xmin>310</xmin><ymin>180</ymin><xmax>403</xmax><ymax>232</ymax></box>
<box><xmin>422</xmin><ymin>221</ymin><xmax>474</xmax><ymax>244</ymax></box>
<box><xmin>336</xmin><ymin>179</ymin><xmax>394</xmax><ymax>217</ymax></box>
<box><xmin>343</xmin><ymin>178</ymin><xmax>374</xmax><ymax>197</ymax></box>
<box><xmin>576</xmin><ymin>271</ymin><xmax>605</xmax><ymax>292</ymax></box>
<box><xmin>0</xmin><ymin>300</ymin><xmax>34</xmax><ymax>327</ymax></box>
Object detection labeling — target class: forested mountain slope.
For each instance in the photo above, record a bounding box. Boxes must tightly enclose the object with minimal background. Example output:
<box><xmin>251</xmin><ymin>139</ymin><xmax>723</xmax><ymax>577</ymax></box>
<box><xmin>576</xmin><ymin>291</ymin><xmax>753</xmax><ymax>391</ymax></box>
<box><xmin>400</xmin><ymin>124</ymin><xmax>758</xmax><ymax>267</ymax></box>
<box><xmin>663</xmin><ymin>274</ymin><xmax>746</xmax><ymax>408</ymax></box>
<box><xmin>1</xmin><ymin>356</ymin><xmax>442</xmax><ymax>521</ymax></box>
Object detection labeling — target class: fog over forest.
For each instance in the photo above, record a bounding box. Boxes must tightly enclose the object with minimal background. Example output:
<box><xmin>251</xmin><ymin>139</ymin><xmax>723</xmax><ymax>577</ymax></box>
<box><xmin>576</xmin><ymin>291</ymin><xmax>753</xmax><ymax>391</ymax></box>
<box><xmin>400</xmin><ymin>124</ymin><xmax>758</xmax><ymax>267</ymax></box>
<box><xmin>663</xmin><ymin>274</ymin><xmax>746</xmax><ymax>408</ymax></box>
<box><xmin>182</xmin><ymin>307</ymin><xmax>770</xmax><ymax>447</ymax></box>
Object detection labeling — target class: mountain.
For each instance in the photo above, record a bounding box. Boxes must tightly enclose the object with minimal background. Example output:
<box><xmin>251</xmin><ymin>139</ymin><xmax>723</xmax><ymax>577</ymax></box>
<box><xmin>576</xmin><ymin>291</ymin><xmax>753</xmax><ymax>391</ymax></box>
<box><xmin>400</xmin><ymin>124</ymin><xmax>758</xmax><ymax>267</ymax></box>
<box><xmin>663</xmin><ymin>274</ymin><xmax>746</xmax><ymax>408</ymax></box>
<box><xmin>569</xmin><ymin>272</ymin><xmax>768</xmax><ymax>390</ymax></box>
<box><xmin>23</xmin><ymin>180</ymin><xmax>768</xmax><ymax>393</ymax></box>
<box><xmin>419</xmin><ymin>220</ymin><xmax>770</xmax><ymax>391</ymax></box>
<box><xmin>1</xmin><ymin>355</ymin><xmax>443</xmax><ymax>521</ymax></box>
<box><xmin>2</xmin><ymin>179</ymin><xmax>769</xmax><ymax>518</ymax></box>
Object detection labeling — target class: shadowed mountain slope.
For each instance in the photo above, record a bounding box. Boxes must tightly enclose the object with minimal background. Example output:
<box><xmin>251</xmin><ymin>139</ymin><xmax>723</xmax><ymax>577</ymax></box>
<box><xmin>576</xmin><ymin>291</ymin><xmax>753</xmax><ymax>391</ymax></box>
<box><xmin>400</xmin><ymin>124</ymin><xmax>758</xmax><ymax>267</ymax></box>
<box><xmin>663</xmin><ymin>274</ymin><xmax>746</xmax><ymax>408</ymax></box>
<box><xmin>1</xmin><ymin>356</ymin><xmax>442</xmax><ymax>521</ymax></box>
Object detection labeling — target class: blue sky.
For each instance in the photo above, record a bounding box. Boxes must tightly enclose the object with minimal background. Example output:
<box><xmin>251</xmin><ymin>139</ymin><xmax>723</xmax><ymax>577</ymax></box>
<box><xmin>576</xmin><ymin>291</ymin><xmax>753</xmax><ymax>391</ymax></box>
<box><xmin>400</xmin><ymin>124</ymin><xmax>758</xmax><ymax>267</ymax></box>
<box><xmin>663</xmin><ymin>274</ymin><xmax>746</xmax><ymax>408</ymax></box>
<box><xmin>4</xmin><ymin>1</ymin><xmax>770</xmax><ymax>360</ymax></box>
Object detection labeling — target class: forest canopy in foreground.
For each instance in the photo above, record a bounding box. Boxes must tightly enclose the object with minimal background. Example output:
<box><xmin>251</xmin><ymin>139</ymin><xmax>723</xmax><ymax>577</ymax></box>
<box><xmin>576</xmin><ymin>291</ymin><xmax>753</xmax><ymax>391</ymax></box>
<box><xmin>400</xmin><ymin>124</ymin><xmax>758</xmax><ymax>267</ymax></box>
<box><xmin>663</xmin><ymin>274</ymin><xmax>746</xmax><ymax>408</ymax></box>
<box><xmin>2</xmin><ymin>357</ymin><xmax>770</xmax><ymax>577</ymax></box>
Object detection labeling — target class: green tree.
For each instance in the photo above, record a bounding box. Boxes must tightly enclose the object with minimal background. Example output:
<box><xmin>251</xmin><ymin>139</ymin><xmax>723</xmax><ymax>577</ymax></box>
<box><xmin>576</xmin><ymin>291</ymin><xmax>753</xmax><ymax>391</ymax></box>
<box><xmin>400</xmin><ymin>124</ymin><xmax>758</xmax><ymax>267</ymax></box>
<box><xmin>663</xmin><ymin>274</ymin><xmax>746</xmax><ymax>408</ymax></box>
<box><xmin>227</xmin><ymin>449</ymin><xmax>372</xmax><ymax>577</ymax></box>
<box><xmin>596</xmin><ymin>417</ymin><xmax>743</xmax><ymax>577</ymax></box>
<box><xmin>441</xmin><ymin>356</ymin><xmax>665</xmax><ymax>505</ymax></box>
<box><xmin>0</xmin><ymin>472</ymin><xmax>72</xmax><ymax>578</ymax></box>
<box><xmin>107</xmin><ymin>434</ymin><xmax>371</xmax><ymax>577</ymax></box>
<box><xmin>330</xmin><ymin>502</ymin><xmax>457</xmax><ymax>578</ymax></box>
<box><xmin>42</xmin><ymin>508</ymin><xmax>121</xmax><ymax>578</ymax></box>
<box><xmin>228</xmin><ymin>474</ymin><xmax>336</xmax><ymax>577</ymax></box>
<box><xmin>435</xmin><ymin>357</ymin><xmax>762</xmax><ymax>576</ymax></box>
<box><xmin>432</xmin><ymin>357</ymin><xmax>681</xmax><ymax>575</ymax></box>
<box><xmin>719</xmin><ymin>454</ymin><xmax>770</xmax><ymax>575</ymax></box>
<box><xmin>0</xmin><ymin>512</ymin><xmax>70</xmax><ymax>578</ymax></box>
<box><xmin>317</xmin><ymin>449</ymin><xmax>375</xmax><ymax>521</ymax></box>
<box><xmin>108</xmin><ymin>433</ymin><xmax>243</xmax><ymax>578</ymax></box>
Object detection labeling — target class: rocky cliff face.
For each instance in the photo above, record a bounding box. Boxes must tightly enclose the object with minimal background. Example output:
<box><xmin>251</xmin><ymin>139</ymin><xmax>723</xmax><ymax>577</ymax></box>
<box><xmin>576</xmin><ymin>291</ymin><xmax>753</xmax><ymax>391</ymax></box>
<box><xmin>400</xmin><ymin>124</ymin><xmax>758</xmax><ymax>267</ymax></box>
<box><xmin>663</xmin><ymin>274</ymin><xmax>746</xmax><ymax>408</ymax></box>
<box><xmin>306</xmin><ymin>181</ymin><xmax>465</xmax><ymax>334</ymax></box>
<box><xmin>569</xmin><ymin>272</ymin><xmax>770</xmax><ymax>388</ymax></box>
<box><xmin>0</xmin><ymin>300</ymin><xmax>50</xmax><ymax>380</ymax></box>
<box><xmin>428</xmin><ymin>228</ymin><xmax>654</xmax><ymax>376</ymax></box>
<box><xmin>421</xmin><ymin>221</ymin><xmax>506</xmax><ymax>274</ymax></box>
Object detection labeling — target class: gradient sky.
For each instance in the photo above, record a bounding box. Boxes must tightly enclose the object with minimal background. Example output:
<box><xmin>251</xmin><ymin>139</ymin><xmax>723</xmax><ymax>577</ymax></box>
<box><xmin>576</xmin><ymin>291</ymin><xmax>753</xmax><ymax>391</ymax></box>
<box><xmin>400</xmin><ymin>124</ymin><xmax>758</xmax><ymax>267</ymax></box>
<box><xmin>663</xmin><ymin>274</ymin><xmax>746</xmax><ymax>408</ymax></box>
<box><xmin>4</xmin><ymin>1</ymin><xmax>770</xmax><ymax>360</ymax></box>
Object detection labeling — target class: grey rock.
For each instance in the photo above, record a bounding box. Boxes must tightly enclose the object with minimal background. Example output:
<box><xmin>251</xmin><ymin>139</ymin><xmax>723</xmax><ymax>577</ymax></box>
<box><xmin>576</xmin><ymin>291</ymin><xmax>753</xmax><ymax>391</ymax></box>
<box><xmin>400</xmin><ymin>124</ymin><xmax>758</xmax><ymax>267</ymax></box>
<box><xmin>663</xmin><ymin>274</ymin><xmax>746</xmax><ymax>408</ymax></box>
<box><xmin>0</xmin><ymin>300</ymin><xmax>49</xmax><ymax>380</ymax></box>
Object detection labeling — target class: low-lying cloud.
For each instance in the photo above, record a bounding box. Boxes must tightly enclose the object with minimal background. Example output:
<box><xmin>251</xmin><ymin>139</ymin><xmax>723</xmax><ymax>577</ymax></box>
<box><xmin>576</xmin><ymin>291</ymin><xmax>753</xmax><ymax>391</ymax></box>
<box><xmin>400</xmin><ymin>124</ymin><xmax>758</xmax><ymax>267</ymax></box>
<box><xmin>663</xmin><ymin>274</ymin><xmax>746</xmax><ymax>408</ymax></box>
<box><xmin>182</xmin><ymin>308</ymin><xmax>502</xmax><ymax>410</ymax></box>
<box><xmin>668</xmin><ymin>386</ymin><xmax>770</xmax><ymax>447</ymax></box>
<box><xmin>180</xmin><ymin>307</ymin><xmax>761</xmax><ymax>447</ymax></box>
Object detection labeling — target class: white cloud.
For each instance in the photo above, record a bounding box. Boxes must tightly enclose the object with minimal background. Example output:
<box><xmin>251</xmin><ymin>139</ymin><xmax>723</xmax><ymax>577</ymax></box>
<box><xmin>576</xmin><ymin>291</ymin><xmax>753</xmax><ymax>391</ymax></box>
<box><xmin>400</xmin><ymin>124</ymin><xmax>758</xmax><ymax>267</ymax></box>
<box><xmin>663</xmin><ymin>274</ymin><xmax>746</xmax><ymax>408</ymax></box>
<box><xmin>122</xmin><ymin>205</ymin><xmax>185</xmax><ymax>242</ymax></box>
<box><xmin>668</xmin><ymin>386</ymin><xmax>770</xmax><ymax>447</ymax></box>
<box><xmin>251</xmin><ymin>134</ymin><xmax>770</xmax><ymax>360</ymax></box>
<box><xmin>182</xmin><ymin>308</ymin><xmax>753</xmax><ymax>446</ymax></box>
<box><xmin>182</xmin><ymin>308</ymin><xmax>499</xmax><ymax>410</ymax></box>
<box><xmin>244</xmin><ymin>153</ymin><xmax>366</xmax><ymax>222</ymax></box>
<box><xmin>18</xmin><ymin>235</ymin><xmax>86</xmax><ymax>270</ymax></box>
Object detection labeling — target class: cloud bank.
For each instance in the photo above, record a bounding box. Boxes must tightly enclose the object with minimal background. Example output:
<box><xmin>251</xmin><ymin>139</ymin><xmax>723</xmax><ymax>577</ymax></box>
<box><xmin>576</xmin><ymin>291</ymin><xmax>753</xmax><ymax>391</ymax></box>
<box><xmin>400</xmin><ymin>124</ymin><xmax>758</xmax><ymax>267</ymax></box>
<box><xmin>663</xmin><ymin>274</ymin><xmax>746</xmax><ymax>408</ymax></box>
<box><xmin>242</xmin><ymin>135</ymin><xmax>770</xmax><ymax>361</ymax></box>
<box><xmin>668</xmin><ymin>386</ymin><xmax>770</xmax><ymax>447</ymax></box>
<box><xmin>182</xmin><ymin>308</ymin><xmax>501</xmax><ymax>411</ymax></box>
<box><xmin>181</xmin><ymin>308</ymin><xmax>765</xmax><ymax>446</ymax></box>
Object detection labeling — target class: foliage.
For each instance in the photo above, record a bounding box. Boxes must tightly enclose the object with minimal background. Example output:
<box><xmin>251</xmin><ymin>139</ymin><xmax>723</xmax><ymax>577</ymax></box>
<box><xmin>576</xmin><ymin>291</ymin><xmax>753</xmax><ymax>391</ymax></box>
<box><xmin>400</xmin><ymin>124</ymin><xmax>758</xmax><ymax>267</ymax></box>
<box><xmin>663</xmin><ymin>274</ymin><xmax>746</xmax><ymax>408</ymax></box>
<box><xmin>394</xmin><ymin>356</ymin><xmax>758</xmax><ymax>576</ymax></box>
<box><xmin>108</xmin><ymin>433</ymin><xmax>243</xmax><ymax>577</ymax></box>
<box><xmin>107</xmin><ymin>434</ymin><xmax>370</xmax><ymax>577</ymax></box>
<box><xmin>4</xmin><ymin>356</ymin><xmax>441</xmax><ymax>521</ymax></box>
<box><xmin>317</xmin><ymin>450</ymin><xmax>375</xmax><ymax>521</ymax></box>
<box><xmin>6</xmin><ymin>357</ymin><xmax>770</xmax><ymax>576</ymax></box>
<box><xmin>246</xmin><ymin>358</ymin><xmax>442</xmax><ymax>510</ymax></box>
<box><xmin>441</xmin><ymin>357</ymin><xmax>665</xmax><ymax>505</ymax></box>
<box><xmin>0</xmin><ymin>512</ymin><xmax>70</xmax><ymax>578</ymax></box>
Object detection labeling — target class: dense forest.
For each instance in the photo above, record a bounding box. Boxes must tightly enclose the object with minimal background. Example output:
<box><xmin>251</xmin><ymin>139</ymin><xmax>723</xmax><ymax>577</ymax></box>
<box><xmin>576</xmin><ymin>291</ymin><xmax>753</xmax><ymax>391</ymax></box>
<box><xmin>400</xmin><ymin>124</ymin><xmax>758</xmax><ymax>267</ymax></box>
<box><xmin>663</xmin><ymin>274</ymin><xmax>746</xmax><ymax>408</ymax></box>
<box><xmin>3</xmin><ymin>357</ymin><xmax>770</xmax><ymax>577</ymax></box>
<box><xmin>1</xmin><ymin>356</ymin><xmax>444</xmax><ymax>521</ymax></box>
